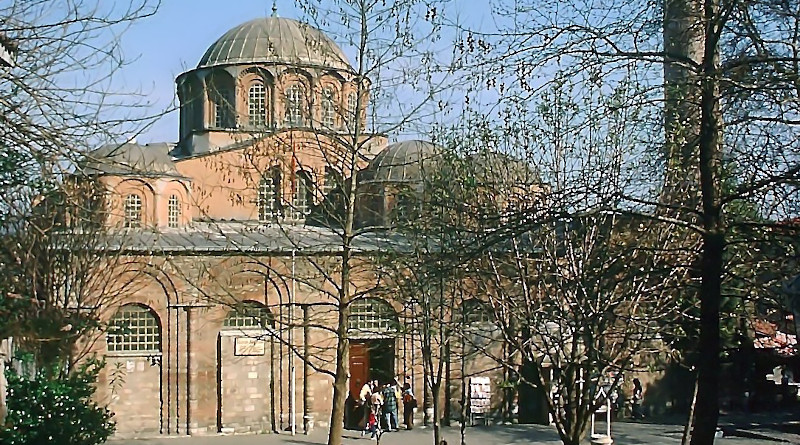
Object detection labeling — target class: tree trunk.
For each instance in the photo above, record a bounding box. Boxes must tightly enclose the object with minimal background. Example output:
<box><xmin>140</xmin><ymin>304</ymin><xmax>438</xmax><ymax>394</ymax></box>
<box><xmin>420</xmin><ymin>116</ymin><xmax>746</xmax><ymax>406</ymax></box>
<box><xmin>690</xmin><ymin>1</ymin><xmax>723</xmax><ymax>439</ymax></box>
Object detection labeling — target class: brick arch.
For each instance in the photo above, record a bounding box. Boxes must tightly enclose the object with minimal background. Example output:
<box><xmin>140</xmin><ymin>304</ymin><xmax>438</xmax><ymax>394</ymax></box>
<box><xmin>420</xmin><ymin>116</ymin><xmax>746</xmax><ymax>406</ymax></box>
<box><xmin>116</xmin><ymin>178</ymin><xmax>156</xmax><ymax>228</ymax></box>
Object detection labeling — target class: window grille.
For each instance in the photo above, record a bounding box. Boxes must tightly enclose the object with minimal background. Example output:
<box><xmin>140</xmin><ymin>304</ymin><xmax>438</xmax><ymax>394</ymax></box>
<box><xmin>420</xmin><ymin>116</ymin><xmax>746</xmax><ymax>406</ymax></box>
<box><xmin>224</xmin><ymin>302</ymin><xmax>274</xmax><ymax>328</ymax></box>
<box><xmin>463</xmin><ymin>299</ymin><xmax>493</xmax><ymax>325</ymax></box>
<box><xmin>248</xmin><ymin>81</ymin><xmax>266</xmax><ymax>127</ymax></box>
<box><xmin>214</xmin><ymin>89</ymin><xmax>235</xmax><ymax>128</ymax></box>
<box><xmin>321</xmin><ymin>88</ymin><xmax>335</xmax><ymax>128</ymax></box>
<box><xmin>285</xmin><ymin>84</ymin><xmax>306</xmax><ymax>126</ymax></box>
<box><xmin>348</xmin><ymin>298</ymin><xmax>398</xmax><ymax>335</ymax></box>
<box><xmin>124</xmin><ymin>194</ymin><xmax>142</xmax><ymax>228</ymax></box>
<box><xmin>347</xmin><ymin>92</ymin><xmax>357</xmax><ymax>127</ymax></box>
<box><xmin>167</xmin><ymin>195</ymin><xmax>180</xmax><ymax>228</ymax></box>
<box><xmin>258</xmin><ymin>167</ymin><xmax>281</xmax><ymax>221</ymax></box>
<box><xmin>321</xmin><ymin>167</ymin><xmax>341</xmax><ymax>198</ymax></box>
<box><xmin>290</xmin><ymin>170</ymin><xmax>313</xmax><ymax>220</ymax></box>
<box><xmin>107</xmin><ymin>304</ymin><xmax>161</xmax><ymax>352</ymax></box>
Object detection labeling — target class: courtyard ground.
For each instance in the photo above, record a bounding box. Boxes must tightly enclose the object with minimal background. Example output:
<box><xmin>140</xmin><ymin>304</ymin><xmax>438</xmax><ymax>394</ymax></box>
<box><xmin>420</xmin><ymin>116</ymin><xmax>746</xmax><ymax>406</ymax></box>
<box><xmin>110</xmin><ymin>412</ymin><xmax>800</xmax><ymax>445</ymax></box>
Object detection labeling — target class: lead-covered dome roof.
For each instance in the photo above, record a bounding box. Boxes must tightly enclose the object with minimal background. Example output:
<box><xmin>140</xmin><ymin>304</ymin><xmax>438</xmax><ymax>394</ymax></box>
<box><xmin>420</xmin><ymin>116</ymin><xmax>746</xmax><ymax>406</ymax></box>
<box><xmin>81</xmin><ymin>143</ymin><xmax>181</xmax><ymax>177</ymax></box>
<box><xmin>198</xmin><ymin>17</ymin><xmax>351</xmax><ymax>71</ymax></box>
<box><xmin>361</xmin><ymin>140</ymin><xmax>441</xmax><ymax>184</ymax></box>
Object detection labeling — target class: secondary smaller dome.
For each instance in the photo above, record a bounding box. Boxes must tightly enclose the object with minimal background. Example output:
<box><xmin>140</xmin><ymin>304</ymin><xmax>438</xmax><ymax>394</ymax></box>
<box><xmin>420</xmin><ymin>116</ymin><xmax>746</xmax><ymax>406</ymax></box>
<box><xmin>198</xmin><ymin>17</ymin><xmax>351</xmax><ymax>71</ymax></box>
<box><xmin>362</xmin><ymin>140</ymin><xmax>441</xmax><ymax>184</ymax></box>
<box><xmin>82</xmin><ymin>143</ymin><xmax>180</xmax><ymax>177</ymax></box>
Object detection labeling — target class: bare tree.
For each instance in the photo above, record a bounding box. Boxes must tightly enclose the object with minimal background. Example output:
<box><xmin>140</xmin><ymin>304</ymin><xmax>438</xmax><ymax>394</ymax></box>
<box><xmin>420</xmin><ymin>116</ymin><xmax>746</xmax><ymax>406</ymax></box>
<box><xmin>450</xmin><ymin>1</ymin><xmax>800</xmax><ymax>442</ymax></box>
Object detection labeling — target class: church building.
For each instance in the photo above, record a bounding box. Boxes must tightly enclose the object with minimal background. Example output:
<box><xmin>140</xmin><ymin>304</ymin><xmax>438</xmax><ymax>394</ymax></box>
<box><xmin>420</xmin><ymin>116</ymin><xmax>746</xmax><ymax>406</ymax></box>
<box><xmin>80</xmin><ymin>14</ymin><xmax>500</xmax><ymax>437</ymax></box>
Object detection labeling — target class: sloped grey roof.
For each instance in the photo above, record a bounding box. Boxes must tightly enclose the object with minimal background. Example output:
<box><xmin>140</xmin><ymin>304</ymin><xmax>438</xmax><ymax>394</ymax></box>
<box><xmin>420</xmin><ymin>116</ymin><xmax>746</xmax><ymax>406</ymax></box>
<box><xmin>81</xmin><ymin>143</ymin><xmax>181</xmax><ymax>177</ymax></box>
<box><xmin>361</xmin><ymin>140</ymin><xmax>441</xmax><ymax>184</ymax></box>
<box><xmin>102</xmin><ymin>222</ymin><xmax>409</xmax><ymax>255</ymax></box>
<box><xmin>198</xmin><ymin>17</ymin><xmax>351</xmax><ymax>71</ymax></box>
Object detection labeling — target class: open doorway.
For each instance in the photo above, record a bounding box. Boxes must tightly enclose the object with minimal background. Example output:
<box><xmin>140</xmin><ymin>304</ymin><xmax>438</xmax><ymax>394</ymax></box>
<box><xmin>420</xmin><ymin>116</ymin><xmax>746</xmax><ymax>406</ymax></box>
<box><xmin>347</xmin><ymin>339</ymin><xmax>395</xmax><ymax>429</ymax></box>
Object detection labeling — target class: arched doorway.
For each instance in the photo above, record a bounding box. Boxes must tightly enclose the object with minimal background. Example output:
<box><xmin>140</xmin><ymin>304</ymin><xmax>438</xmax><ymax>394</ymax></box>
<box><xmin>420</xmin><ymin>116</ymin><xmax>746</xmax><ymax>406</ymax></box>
<box><xmin>347</xmin><ymin>297</ymin><xmax>399</xmax><ymax>393</ymax></box>
<box><xmin>106</xmin><ymin>303</ymin><xmax>163</xmax><ymax>435</ymax></box>
<box><xmin>217</xmin><ymin>301</ymin><xmax>275</xmax><ymax>434</ymax></box>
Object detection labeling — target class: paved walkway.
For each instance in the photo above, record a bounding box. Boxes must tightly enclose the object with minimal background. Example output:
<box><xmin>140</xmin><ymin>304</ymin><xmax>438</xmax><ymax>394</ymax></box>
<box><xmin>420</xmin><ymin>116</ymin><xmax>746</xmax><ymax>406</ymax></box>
<box><xmin>110</xmin><ymin>418</ymin><xmax>794</xmax><ymax>444</ymax></box>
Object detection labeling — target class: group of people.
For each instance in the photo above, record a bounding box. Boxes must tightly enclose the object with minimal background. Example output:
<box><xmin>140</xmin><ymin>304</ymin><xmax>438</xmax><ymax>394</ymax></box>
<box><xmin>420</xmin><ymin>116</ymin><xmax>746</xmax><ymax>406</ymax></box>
<box><xmin>357</xmin><ymin>378</ymin><xmax>417</xmax><ymax>438</ymax></box>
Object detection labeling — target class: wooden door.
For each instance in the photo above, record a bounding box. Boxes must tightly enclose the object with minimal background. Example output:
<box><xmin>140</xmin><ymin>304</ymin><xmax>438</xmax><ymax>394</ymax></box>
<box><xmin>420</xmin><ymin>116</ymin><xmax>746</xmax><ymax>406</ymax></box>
<box><xmin>349</xmin><ymin>342</ymin><xmax>369</xmax><ymax>398</ymax></box>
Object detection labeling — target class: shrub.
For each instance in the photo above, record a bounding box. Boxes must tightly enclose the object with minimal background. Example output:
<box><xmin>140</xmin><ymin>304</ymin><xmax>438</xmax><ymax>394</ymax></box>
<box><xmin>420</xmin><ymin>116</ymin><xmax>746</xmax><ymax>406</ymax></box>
<box><xmin>0</xmin><ymin>359</ymin><xmax>115</xmax><ymax>445</ymax></box>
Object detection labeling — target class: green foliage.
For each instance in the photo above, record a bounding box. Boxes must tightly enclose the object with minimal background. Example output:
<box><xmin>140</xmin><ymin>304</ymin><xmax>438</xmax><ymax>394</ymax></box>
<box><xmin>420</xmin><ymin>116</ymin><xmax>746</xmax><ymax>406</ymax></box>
<box><xmin>0</xmin><ymin>359</ymin><xmax>115</xmax><ymax>445</ymax></box>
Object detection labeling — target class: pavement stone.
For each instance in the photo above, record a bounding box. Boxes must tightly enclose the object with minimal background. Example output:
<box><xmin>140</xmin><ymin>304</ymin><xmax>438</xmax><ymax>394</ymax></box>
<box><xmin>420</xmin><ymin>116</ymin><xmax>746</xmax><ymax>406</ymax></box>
<box><xmin>108</xmin><ymin>419</ymin><xmax>790</xmax><ymax>445</ymax></box>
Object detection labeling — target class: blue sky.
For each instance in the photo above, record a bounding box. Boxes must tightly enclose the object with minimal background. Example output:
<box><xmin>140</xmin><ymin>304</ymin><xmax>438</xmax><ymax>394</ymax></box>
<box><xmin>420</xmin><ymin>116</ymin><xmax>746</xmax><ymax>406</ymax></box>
<box><xmin>116</xmin><ymin>1</ymin><xmax>494</xmax><ymax>144</ymax></box>
<box><xmin>119</xmin><ymin>1</ymin><xmax>303</xmax><ymax>143</ymax></box>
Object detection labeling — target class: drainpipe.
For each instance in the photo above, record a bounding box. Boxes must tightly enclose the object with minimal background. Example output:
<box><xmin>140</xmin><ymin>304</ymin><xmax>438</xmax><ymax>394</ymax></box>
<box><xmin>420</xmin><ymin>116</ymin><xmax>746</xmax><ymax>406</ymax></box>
<box><xmin>185</xmin><ymin>306</ymin><xmax>192</xmax><ymax>435</ymax></box>
<box><xmin>289</xmin><ymin>249</ymin><xmax>296</xmax><ymax>435</ymax></box>
<box><xmin>303</xmin><ymin>304</ymin><xmax>311</xmax><ymax>434</ymax></box>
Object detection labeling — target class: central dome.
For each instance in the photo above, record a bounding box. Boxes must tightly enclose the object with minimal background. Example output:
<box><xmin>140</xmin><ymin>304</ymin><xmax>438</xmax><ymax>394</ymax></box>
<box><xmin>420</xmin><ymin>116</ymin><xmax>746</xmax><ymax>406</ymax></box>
<box><xmin>198</xmin><ymin>17</ymin><xmax>351</xmax><ymax>71</ymax></box>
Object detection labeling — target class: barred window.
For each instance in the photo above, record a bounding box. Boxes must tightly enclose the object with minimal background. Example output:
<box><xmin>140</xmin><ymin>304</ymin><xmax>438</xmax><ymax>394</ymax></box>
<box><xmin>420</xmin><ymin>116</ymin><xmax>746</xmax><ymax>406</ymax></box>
<box><xmin>214</xmin><ymin>88</ymin><xmax>235</xmax><ymax>128</ymax></box>
<box><xmin>107</xmin><ymin>304</ymin><xmax>161</xmax><ymax>353</ymax></box>
<box><xmin>285</xmin><ymin>84</ymin><xmax>306</xmax><ymax>127</ymax></box>
<box><xmin>290</xmin><ymin>170</ymin><xmax>313</xmax><ymax>220</ymax></box>
<box><xmin>463</xmin><ymin>299</ymin><xmax>493</xmax><ymax>325</ymax></box>
<box><xmin>167</xmin><ymin>195</ymin><xmax>180</xmax><ymax>228</ymax></box>
<box><xmin>258</xmin><ymin>167</ymin><xmax>281</xmax><ymax>222</ymax></box>
<box><xmin>348</xmin><ymin>298</ymin><xmax>399</xmax><ymax>335</ymax></box>
<box><xmin>321</xmin><ymin>167</ymin><xmax>341</xmax><ymax>198</ymax></box>
<box><xmin>124</xmin><ymin>194</ymin><xmax>142</xmax><ymax>228</ymax></box>
<box><xmin>321</xmin><ymin>87</ymin><xmax>335</xmax><ymax>129</ymax></box>
<box><xmin>248</xmin><ymin>81</ymin><xmax>267</xmax><ymax>127</ymax></box>
<box><xmin>347</xmin><ymin>92</ymin><xmax>357</xmax><ymax>127</ymax></box>
<box><xmin>224</xmin><ymin>302</ymin><xmax>274</xmax><ymax>328</ymax></box>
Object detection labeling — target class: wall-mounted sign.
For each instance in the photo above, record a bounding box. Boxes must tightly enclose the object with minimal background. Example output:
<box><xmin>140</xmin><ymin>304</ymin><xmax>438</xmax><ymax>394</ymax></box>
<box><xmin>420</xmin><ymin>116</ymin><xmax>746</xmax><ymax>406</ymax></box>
<box><xmin>234</xmin><ymin>337</ymin><xmax>266</xmax><ymax>356</ymax></box>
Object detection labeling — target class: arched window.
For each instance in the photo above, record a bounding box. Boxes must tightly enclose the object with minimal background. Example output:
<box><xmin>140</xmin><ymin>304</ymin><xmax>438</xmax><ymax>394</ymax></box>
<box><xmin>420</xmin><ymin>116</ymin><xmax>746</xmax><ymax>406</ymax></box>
<box><xmin>213</xmin><ymin>88</ymin><xmax>235</xmax><ymax>128</ymax></box>
<box><xmin>290</xmin><ymin>170</ymin><xmax>313</xmax><ymax>220</ymax></box>
<box><xmin>107</xmin><ymin>304</ymin><xmax>161</xmax><ymax>352</ymax></box>
<box><xmin>248</xmin><ymin>81</ymin><xmax>267</xmax><ymax>127</ymax></box>
<box><xmin>124</xmin><ymin>194</ymin><xmax>142</xmax><ymax>228</ymax></box>
<box><xmin>321</xmin><ymin>167</ymin><xmax>342</xmax><ymax>198</ymax></box>
<box><xmin>321</xmin><ymin>87</ymin><xmax>335</xmax><ymax>129</ymax></box>
<box><xmin>167</xmin><ymin>194</ymin><xmax>180</xmax><ymax>228</ymax></box>
<box><xmin>224</xmin><ymin>302</ymin><xmax>274</xmax><ymax>329</ymax></box>
<box><xmin>347</xmin><ymin>92</ymin><xmax>358</xmax><ymax>127</ymax></box>
<box><xmin>348</xmin><ymin>298</ymin><xmax>399</xmax><ymax>336</ymax></box>
<box><xmin>285</xmin><ymin>84</ymin><xmax>306</xmax><ymax>127</ymax></box>
<box><xmin>258</xmin><ymin>166</ymin><xmax>282</xmax><ymax>222</ymax></box>
<box><xmin>463</xmin><ymin>299</ymin><xmax>493</xmax><ymax>325</ymax></box>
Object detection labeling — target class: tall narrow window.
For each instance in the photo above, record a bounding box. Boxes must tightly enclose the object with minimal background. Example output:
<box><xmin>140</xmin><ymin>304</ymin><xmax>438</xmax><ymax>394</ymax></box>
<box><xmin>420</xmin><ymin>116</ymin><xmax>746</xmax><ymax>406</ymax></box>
<box><xmin>259</xmin><ymin>167</ymin><xmax>281</xmax><ymax>222</ymax></box>
<box><xmin>248</xmin><ymin>81</ymin><xmax>267</xmax><ymax>127</ymax></box>
<box><xmin>285</xmin><ymin>84</ymin><xmax>306</xmax><ymax>127</ymax></box>
<box><xmin>124</xmin><ymin>194</ymin><xmax>142</xmax><ymax>228</ymax></box>
<box><xmin>167</xmin><ymin>195</ymin><xmax>180</xmax><ymax>228</ymax></box>
<box><xmin>214</xmin><ymin>88</ymin><xmax>235</xmax><ymax>128</ymax></box>
<box><xmin>347</xmin><ymin>92</ymin><xmax>358</xmax><ymax>127</ymax></box>
<box><xmin>321</xmin><ymin>167</ymin><xmax>341</xmax><ymax>198</ymax></box>
<box><xmin>291</xmin><ymin>170</ymin><xmax>313</xmax><ymax>220</ymax></box>
<box><xmin>321</xmin><ymin>87</ymin><xmax>335</xmax><ymax>129</ymax></box>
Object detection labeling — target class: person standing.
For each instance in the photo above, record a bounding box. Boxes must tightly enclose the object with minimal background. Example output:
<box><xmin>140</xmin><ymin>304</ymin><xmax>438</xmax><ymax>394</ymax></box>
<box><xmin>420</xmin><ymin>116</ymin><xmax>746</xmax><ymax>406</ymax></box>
<box><xmin>631</xmin><ymin>378</ymin><xmax>644</xmax><ymax>419</ymax></box>
<box><xmin>402</xmin><ymin>381</ymin><xmax>417</xmax><ymax>429</ymax></box>
<box><xmin>382</xmin><ymin>380</ymin><xmax>400</xmax><ymax>431</ymax></box>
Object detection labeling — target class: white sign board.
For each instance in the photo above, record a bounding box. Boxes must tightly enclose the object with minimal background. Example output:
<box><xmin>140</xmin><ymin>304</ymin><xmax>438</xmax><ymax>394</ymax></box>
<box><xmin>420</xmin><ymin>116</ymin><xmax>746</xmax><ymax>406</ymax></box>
<box><xmin>469</xmin><ymin>377</ymin><xmax>491</xmax><ymax>414</ymax></box>
<box><xmin>234</xmin><ymin>337</ymin><xmax>266</xmax><ymax>356</ymax></box>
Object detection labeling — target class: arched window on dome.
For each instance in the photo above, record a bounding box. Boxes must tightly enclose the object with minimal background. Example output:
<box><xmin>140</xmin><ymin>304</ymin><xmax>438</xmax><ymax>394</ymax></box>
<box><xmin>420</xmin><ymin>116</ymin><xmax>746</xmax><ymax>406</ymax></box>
<box><xmin>248</xmin><ymin>81</ymin><xmax>268</xmax><ymax>127</ymax></box>
<box><xmin>348</xmin><ymin>298</ymin><xmax>399</xmax><ymax>337</ymax></box>
<box><xmin>347</xmin><ymin>92</ymin><xmax>358</xmax><ymax>128</ymax></box>
<box><xmin>224</xmin><ymin>301</ymin><xmax>274</xmax><ymax>329</ymax></box>
<box><xmin>290</xmin><ymin>170</ymin><xmax>313</xmax><ymax>220</ymax></box>
<box><xmin>209</xmin><ymin>71</ymin><xmax>236</xmax><ymax>129</ymax></box>
<box><xmin>258</xmin><ymin>166</ymin><xmax>282</xmax><ymax>222</ymax></box>
<box><xmin>321</xmin><ymin>166</ymin><xmax>342</xmax><ymax>199</ymax></box>
<box><xmin>107</xmin><ymin>304</ymin><xmax>161</xmax><ymax>353</ymax></box>
<box><xmin>124</xmin><ymin>193</ymin><xmax>142</xmax><ymax>228</ymax></box>
<box><xmin>167</xmin><ymin>195</ymin><xmax>181</xmax><ymax>228</ymax></box>
<box><xmin>463</xmin><ymin>299</ymin><xmax>493</xmax><ymax>325</ymax></box>
<box><xmin>321</xmin><ymin>87</ymin><xmax>335</xmax><ymax>129</ymax></box>
<box><xmin>285</xmin><ymin>84</ymin><xmax>306</xmax><ymax>127</ymax></box>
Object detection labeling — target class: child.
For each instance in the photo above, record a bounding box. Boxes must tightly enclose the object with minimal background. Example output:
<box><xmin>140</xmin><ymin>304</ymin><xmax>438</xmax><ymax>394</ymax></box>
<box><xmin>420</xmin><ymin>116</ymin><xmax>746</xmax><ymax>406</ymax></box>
<box><xmin>368</xmin><ymin>409</ymin><xmax>380</xmax><ymax>438</ymax></box>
